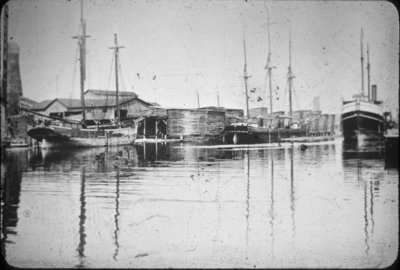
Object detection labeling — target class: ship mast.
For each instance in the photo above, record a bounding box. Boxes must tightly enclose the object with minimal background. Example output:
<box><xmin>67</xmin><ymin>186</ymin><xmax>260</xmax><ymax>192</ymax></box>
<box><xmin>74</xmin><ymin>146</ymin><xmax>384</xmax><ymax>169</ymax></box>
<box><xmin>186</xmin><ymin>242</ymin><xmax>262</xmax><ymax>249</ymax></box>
<box><xmin>110</xmin><ymin>34</ymin><xmax>124</xmax><ymax>127</ymax></box>
<box><xmin>360</xmin><ymin>28</ymin><xmax>365</xmax><ymax>97</ymax></box>
<box><xmin>73</xmin><ymin>0</ymin><xmax>90</xmax><ymax>122</ymax></box>
<box><xmin>243</xmin><ymin>30</ymin><xmax>250</xmax><ymax>118</ymax></box>
<box><xmin>367</xmin><ymin>43</ymin><xmax>371</xmax><ymax>101</ymax></box>
<box><xmin>265</xmin><ymin>5</ymin><xmax>274</xmax><ymax>127</ymax></box>
<box><xmin>287</xmin><ymin>28</ymin><xmax>294</xmax><ymax>126</ymax></box>
<box><xmin>1</xmin><ymin>3</ymin><xmax>8</xmax><ymax>119</ymax></box>
<box><xmin>196</xmin><ymin>90</ymin><xmax>200</xmax><ymax>108</ymax></box>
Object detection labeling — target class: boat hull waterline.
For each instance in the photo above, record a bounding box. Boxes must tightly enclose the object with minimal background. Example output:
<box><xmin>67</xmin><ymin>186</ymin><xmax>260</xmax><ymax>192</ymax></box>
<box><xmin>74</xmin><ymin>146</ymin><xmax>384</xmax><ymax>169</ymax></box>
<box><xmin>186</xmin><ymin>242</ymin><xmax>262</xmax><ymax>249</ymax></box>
<box><xmin>28</xmin><ymin>125</ymin><xmax>136</xmax><ymax>148</ymax></box>
<box><xmin>223</xmin><ymin>124</ymin><xmax>309</xmax><ymax>144</ymax></box>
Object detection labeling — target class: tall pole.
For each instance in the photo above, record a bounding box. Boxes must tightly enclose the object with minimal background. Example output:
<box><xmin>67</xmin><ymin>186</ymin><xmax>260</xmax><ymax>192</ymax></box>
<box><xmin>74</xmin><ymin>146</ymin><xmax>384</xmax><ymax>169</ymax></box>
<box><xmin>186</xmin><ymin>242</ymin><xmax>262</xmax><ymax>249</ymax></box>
<box><xmin>217</xmin><ymin>90</ymin><xmax>220</xmax><ymax>108</ymax></box>
<box><xmin>73</xmin><ymin>0</ymin><xmax>90</xmax><ymax>122</ymax></box>
<box><xmin>110</xmin><ymin>34</ymin><xmax>124</xmax><ymax>127</ymax></box>
<box><xmin>287</xmin><ymin>28</ymin><xmax>294</xmax><ymax>126</ymax></box>
<box><xmin>196</xmin><ymin>90</ymin><xmax>200</xmax><ymax>108</ymax></box>
<box><xmin>360</xmin><ymin>28</ymin><xmax>365</xmax><ymax>97</ymax></box>
<box><xmin>265</xmin><ymin>5</ymin><xmax>274</xmax><ymax>127</ymax></box>
<box><xmin>1</xmin><ymin>3</ymin><xmax>8</xmax><ymax>117</ymax></box>
<box><xmin>290</xmin><ymin>144</ymin><xmax>295</xmax><ymax>237</ymax></box>
<box><xmin>367</xmin><ymin>43</ymin><xmax>371</xmax><ymax>101</ymax></box>
<box><xmin>114</xmin><ymin>34</ymin><xmax>120</xmax><ymax>126</ymax></box>
<box><xmin>243</xmin><ymin>30</ymin><xmax>250</xmax><ymax>118</ymax></box>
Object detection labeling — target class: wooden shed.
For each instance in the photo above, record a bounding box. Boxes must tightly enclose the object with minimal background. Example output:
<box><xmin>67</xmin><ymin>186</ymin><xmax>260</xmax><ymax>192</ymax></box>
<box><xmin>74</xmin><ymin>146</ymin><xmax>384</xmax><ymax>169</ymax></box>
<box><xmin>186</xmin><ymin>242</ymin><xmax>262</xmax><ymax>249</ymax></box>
<box><xmin>135</xmin><ymin>108</ymin><xmax>168</xmax><ymax>139</ymax></box>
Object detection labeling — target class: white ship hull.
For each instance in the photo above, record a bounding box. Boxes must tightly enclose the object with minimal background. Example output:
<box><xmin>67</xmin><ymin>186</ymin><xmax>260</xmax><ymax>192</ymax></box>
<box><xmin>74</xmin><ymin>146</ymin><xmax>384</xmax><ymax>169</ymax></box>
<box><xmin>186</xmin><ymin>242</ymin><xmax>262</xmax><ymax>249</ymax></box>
<box><xmin>341</xmin><ymin>99</ymin><xmax>384</xmax><ymax>141</ymax></box>
<box><xmin>28</xmin><ymin>125</ymin><xmax>137</xmax><ymax>149</ymax></box>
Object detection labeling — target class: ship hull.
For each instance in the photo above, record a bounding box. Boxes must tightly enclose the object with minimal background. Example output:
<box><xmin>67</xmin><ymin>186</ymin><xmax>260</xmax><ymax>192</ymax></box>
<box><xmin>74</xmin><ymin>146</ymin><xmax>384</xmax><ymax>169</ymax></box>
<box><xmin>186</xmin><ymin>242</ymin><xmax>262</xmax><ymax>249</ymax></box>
<box><xmin>223</xmin><ymin>125</ymin><xmax>307</xmax><ymax>144</ymax></box>
<box><xmin>384</xmin><ymin>129</ymin><xmax>399</xmax><ymax>166</ymax></box>
<box><xmin>341</xmin><ymin>100</ymin><xmax>384</xmax><ymax>142</ymax></box>
<box><xmin>28</xmin><ymin>125</ymin><xmax>136</xmax><ymax>148</ymax></box>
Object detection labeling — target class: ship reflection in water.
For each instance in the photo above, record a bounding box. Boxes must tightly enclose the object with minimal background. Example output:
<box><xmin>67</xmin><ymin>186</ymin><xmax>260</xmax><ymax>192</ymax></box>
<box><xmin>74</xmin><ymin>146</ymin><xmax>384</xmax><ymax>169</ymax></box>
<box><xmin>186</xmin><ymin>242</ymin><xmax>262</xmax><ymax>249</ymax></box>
<box><xmin>1</xmin><ymin>141</ymin><xmax>398</xmax><ymax>268</ymax></box>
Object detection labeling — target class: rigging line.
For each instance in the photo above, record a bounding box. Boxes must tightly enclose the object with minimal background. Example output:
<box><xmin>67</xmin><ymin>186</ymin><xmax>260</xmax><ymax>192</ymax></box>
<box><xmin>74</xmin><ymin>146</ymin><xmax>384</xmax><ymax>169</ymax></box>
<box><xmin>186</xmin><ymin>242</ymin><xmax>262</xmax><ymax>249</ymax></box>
<box><xmin>316</xmin><ymin>60</ymin><xmax>350</xmax><ymax>86</ymax></box>
<box><xmin>152</xmin><ymin>75</ymin><xmax>159</xmax><ymax>103</ymax></box>
<box><xmin>304</xmin><ymin>96</ymin><xmax>319</xmax><ymax>111</ymax></box>
<box><xmin>70</xmin><ymin>45</ymin><xmax>79</xmax><ymax>100</ymax></box>
<box><xmin>107</xmin><ymin>51</ymin><xmax>115</xmax><ymax>91</ymax></box>
<box><xmin>291</xmin><ymin>57</ymin><xmax>346</xmax><ymax>111</ymax></box>
<box><xmin>120</xmin><ymin>58</ymin><xmax>133</xmax><ymax>91</ymax></box>
<box><xmin>292</xmin><ymin>83</ymin><xmax>300</xmax><ymax>111</ymax></box>
<box><xmin>267</xmin><ymin>72</ymin><xmax>275</xmax><ymax>110</ymax></box>
<box><xmin>262</xmin><ymin>72</ymin><xmax>268</xmax><ymax>108</ymax></box>
<box><xmin>157</xmin><ymin>73</ymin><xmax>210</xmax><ymax>77</ymax></box>
<box><xmin>105</xmin><ymin>51</ymin><xmax>115</xmax><ymax>106</ymax></box>
<box><xmin>118</xmin><ymin>60</ymin><xmax>126</xmax><ymax>92</ymax></box>
<box><xmin>116</xmin><ymin>53</ymin><xmax>128</xmax><ymax>92</ymax></box>
<box><xmin>165</xmin><ymin>20</ymin><xmax>207</xmax><ymax>85</ymax></box>
<box><xmin>333</xmin><ymin>42</ymin><xmax>358</xmax><ymax>60</ymax></box>
<box><xmin>282</xmin><ymin>81</ymin><xmax>288</xmax><ymax>113</ymax></box>
<box><xmin>263</xmin><ymin>2</ymin><xmax>274</xmax><ymax>111</ymax></box>
<box><xmin>86</xmin><ymin>52</ymin><xmax>91</xmax><ymax>89</ymax></box>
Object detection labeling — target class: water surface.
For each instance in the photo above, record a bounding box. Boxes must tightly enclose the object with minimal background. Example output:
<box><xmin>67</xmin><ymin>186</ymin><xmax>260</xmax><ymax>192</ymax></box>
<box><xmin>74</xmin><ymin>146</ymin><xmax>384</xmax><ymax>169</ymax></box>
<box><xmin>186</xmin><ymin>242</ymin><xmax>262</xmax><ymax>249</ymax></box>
<box><xmin>1</xmin><ymin>141</ymin><xmax>398</xmax><ymax>268</ymax></box>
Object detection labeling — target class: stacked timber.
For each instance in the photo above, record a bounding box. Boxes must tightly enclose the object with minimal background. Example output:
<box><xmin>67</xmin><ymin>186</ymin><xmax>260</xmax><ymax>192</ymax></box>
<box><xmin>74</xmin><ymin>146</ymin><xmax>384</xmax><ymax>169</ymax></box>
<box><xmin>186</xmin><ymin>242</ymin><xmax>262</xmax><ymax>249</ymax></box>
<box><xmin>322</xmin><ymin>114</ymin><xmax>328</xmax><ymax>132</ymax></box>
<box><xmin>206</xmin><ymin>110</ymin><xmax>225</xmax><ymax>135</ymax></box>
<box><xmin>328</xmin><ymin>114</ymin><xmax>335</xmax><ymax>134</ymax></box>
<box><xmin>309</xmin><ymin>114</ymin><xmax>335</xmax><ymax>135</ymax></box>
<box><xmin>167</xmin><ymin>109</ymin><xmax>207</xmax><ymax>136</ymax></box>
<box><xmin>166</xmin><ymin>108</ymin><xmax>228</xmax><ymax>138</ymax></box>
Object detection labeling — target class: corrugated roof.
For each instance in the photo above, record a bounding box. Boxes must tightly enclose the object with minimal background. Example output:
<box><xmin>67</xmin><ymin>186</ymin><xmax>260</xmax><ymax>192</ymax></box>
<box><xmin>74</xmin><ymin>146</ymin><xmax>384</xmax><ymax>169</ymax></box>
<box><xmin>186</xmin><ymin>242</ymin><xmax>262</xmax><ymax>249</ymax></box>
<box><xmin>31</xmin><ymin>99</ymin><xmax>55</xmax><ymax>110</ymax></box>
<box><xmin>57</xmin><ymin>98</ymin><xmax>83</xmax><ymax>108</ymax></box>
<box><xmin>20</xmin><ymin>96</ymin><xmax>39</xmax><ymax>105</ymax></box>
<box><xmin>31</xmin><ymin>98</ymin><xmax>83</xmax><ymax>110</ymax></box>
<box><xmin>31</xmin><ymin>97</ymin><xmax>153</xmax><ymax>111</ymax></box>
<box><xmin>119</xmin><ymin>97</ymin><xmax>152</xmax><ymax>107</ymax></box>
<box><xmin>84</xmin><ymin>89</ymin><xmax>138</xmax><ymax>97</ymax></box>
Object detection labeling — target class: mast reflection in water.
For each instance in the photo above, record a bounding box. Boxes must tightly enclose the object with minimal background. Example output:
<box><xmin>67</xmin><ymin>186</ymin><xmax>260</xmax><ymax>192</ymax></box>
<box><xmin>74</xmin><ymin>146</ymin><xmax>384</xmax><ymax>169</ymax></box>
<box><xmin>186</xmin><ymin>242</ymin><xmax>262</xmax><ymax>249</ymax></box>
<box><xmin>76</xmin><ymin>166</ymin><xmax>87</xmax><ymax>268</ymax></box>
<box><xmin>113</xmin><ymin>168</ymin><xmax>121</xmax><ymax>261</ymax></box>
<box><xmin>0</xmin><ymin>141</ymin><xmax>397</xmax><ymax>268</ymax></box>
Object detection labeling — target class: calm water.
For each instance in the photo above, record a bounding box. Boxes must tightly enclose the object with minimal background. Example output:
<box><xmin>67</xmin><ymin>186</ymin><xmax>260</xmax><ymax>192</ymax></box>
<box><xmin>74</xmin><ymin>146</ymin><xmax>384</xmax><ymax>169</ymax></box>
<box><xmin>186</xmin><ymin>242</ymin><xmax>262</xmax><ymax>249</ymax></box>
<box><xmin>1</xmin><ymin>141</ymin><xmax>398</xmax><ymax>268</ymax></box>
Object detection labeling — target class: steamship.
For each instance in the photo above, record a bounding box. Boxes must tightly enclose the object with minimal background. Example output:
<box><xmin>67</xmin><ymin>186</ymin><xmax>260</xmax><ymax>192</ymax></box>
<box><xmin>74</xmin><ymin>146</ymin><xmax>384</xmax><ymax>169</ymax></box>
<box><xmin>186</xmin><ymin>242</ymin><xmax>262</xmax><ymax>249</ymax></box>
<box><xmin>341</xmin><ymin>89</ymin><xmax>384</xmax><ymax>142</ymax></box>
<box><xmin>341</xmin><ymin>29</ymin><xmax>385</xmax><ymax>142</ymax></box>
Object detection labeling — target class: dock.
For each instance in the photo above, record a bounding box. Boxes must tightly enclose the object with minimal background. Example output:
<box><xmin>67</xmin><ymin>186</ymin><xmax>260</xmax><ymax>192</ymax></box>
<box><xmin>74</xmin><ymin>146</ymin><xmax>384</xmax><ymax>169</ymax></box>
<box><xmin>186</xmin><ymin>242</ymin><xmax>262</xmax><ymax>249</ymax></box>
<box><xmin>384</xmin><ymin>128</ymin><xmax>399</xmax><ymax>163</ymax></box>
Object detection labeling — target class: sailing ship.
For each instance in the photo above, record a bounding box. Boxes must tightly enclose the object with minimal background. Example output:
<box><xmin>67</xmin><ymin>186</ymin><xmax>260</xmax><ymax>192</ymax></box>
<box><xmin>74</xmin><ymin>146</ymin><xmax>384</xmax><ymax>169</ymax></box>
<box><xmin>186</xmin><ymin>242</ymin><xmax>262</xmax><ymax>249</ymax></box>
<box><xmin>341</xmin><ymin>29</ymin><xmax>385</xmax><ymax>142</ymax></box>
<box><xmin>223</xmin><ymin>24</ymin><xmax>307</xmax><ymax>144</ymax></box>
<box><xmin>27</xmin><ymin>2</ymin><xmax>136</xmax><ymax>148</ymax></box>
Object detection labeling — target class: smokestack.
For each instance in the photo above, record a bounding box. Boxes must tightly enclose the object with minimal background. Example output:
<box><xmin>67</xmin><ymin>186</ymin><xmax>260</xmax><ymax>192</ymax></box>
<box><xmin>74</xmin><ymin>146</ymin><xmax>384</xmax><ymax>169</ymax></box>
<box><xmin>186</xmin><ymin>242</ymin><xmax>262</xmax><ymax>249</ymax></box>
<box><xmin>7</xmin><ymin>42</ymin><xmax>23</xmax><ymax>116</ymax></box>
<box><xmin>371</xmin><ymin>84</ymin><xmax>377</xmax><ymax>102</ymax></box>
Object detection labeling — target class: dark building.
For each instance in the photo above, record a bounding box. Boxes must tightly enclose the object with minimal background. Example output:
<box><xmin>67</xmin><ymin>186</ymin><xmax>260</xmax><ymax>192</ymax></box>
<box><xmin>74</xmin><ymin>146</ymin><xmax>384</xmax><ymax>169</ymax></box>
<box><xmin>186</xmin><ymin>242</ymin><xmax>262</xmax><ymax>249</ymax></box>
<box><xmin>7</xmin><ymin>42</ymin><xmax>23</xmax><ymax>116</ymax></box>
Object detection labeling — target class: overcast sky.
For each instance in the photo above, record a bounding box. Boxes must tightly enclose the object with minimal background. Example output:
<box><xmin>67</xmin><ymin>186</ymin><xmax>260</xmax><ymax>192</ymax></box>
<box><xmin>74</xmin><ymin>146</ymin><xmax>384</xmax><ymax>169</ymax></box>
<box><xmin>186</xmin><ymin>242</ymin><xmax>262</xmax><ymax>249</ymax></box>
<box><xmin>4</xmin><ymin>0</ymin><xmax>399</xmax><ymax>114</ymax></box>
